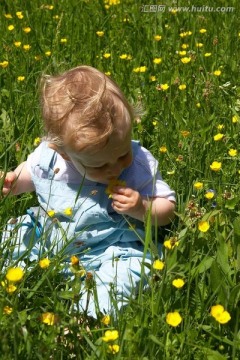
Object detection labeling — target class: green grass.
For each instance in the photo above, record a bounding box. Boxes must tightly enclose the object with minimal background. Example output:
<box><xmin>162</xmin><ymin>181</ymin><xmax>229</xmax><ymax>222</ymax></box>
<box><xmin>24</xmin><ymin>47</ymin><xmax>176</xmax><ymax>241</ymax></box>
<box><xmin>0</xmin><ymin>0</ymin><xmax>240</xmax><ymax>358</ymax></box>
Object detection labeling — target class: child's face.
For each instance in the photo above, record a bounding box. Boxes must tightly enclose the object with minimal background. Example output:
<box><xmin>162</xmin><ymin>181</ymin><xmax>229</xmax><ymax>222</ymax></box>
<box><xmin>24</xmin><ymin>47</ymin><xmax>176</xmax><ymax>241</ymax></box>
<box><xmin>65</xmin><ymin>130</ymin><xmax>132</xmax><ymax>184</ymax></box>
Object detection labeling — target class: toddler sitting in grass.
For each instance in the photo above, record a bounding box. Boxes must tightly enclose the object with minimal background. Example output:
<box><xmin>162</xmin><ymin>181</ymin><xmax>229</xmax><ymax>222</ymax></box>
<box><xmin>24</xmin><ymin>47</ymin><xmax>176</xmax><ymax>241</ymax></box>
<box><xmin>2</xmin><ymin>65</ymin><xmax>175</xmax><ymax>318</ymax></box>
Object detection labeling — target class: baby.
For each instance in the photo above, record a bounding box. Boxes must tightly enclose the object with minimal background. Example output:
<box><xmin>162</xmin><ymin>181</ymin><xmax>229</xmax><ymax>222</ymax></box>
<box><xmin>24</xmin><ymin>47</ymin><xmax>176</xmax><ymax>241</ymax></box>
<box><xmin>2</xmin><ymin>66</ymin><xmax>175</xmax><ymax>318</ymax></box>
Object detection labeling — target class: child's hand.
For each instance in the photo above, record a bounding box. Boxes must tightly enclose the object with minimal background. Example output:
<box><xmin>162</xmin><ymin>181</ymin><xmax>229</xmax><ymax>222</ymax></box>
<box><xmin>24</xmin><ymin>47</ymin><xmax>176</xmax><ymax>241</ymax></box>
<box><xmin>111</xmin><ymin>186</ymin><xmax>145</xmax><ymax>219</ymax></box>
<box><xmin>1</xmin><ymin>171</ymin><xmax>17</xmax><ymax>196</ymax></box>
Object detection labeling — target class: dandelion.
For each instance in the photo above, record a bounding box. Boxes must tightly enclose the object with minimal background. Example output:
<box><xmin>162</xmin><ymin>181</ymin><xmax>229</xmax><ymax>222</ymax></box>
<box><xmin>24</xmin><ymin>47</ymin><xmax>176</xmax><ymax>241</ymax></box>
<box><xmin>179</xmin><ymin>84</ymin><xmax>186</xmax><ymax>90</ymax></box>
<box><xmin>96</xmin><ymin>31</ymin><xmax>104</xmax><ymax>37</ymax></box>
<box><xmin>0</xmin><ymin>61</ymin><xmax>9</xmax><ymax>68</ymax></box>
<box><xmin>159</xmin><ymin>146</ymin><xmax>167</xmax><ymax>153</ymax></box>
<box><xmin>47</xmin><ymin>210</ymin><xmax>56</xmax><ymax>217</ymax></box>
<box><xmin>194</xmin><ymin>182</ymin><xmax>203</xmax><ymax>190</ymax></box>
<box><xmin>17</xmin><ymin>76</ymin><xmax>25</xmax><ymax>81</ymax></box>
<box><xmin>166</xmin><ymin>311</ymin><xmax>182</xmax><ymax>327</ymax></box>
<box><xmin>198</xmin><ymin>221</ymin><xmax>210</xmax><ymax>232</ymax></box>
<box><xmin>103</xmin><ymin>53</ymin><xmax>111</xmax><ymax>59</ymax></box>
<box><xmin>64</xmin><ymin>207</ymin><xmax>73</xmax><ymax>216</ymax></box>
<box><xmin>3</xmin><ymin>306</ymin><xmax>13</xmax><ymax>315</ymax></box>
<box><xmin>108</xmin><ymin>344</ymin><xmax>120</xmax><ymax>354</ymax></box>
<box><xmin>210</xmin><ymin>305</ymin><xmax>231</xmax><ymax>324</ymax></box>
<box><xmin>60</xmin><ymin>38</ymin><xmax>67</xmax><ymax>43</ymax></box>
<box><xmin>16</xmin><ymin>11</ymin><xmax>24</xmax><ymax>19</ymax></box>
<box><xmin>23</xmin><ymin>44</ymin><xmax>31</xmax><ymax>51</ymax></box>
<box><xmin>102</xmin><ymin>330</ymin><xmax>119</xmax><ymax>342</ymax></box>
<box><xmin>213</xmin><ymin>133</ymin><xmax>224</xmax><ymax>141</ymax></box>
<box><xmin>101</xmin><ymin>314</ymin><xmax>111</xmax><ymax>326</ymax></box>
<box><xmin>14</xmin><ymin>41</ymin><xmax>21</xmax><ymax>47</ymax></box>
<box><xmin>41</xmin><ymin>312</ymin><xmax>55</xmax><ymax>325</ymax></box>
<box><xmin>34</xmin><ymin>137</ymin><xmax>41</xmax><ymax>146</ymax></box>
<box><xmin>204</xmin><ymin>53</ymin><xmax>212</xmax><ymax>57</ymax></box>
<box><xmin>199</xmin><ymin>28</ymin><xmax>207</xmax><ymax>33</ymax></box>
<box><xmin>161</xmin><ymin>83</ymin><xmax>169</xmax><ymax>91</ymax></box>
<box><xmin>228</xmin><ymin>149</ymin><xmax>237</xmax><ymax>157</ymax></box>
<box><xmin>232</xmin><ymin>115</ymin><xmax>239</xmax><ymax>123</ymax></box>
<box><xmin>8</xmin><ymin>25</ymin><xmax>14</xmax><ymax>31</ymax></box>
<box><xmin>213</xmin><ymin>70</ymin><xmax>221</xmax><ymax>76</ymax></box>
<box><xmin>210</xmin><ymin>161</ymin><xmax>222</xmax><ymax>172</ymax></box>
<box><xmin>153</xmin><ymin>58</ymin><xmax>162</xmax><ymax>64</ymax></box>
<box><xmin>181</xmin><ymin>57</ymin><xmax>191</xmax><ymax>64</ymax></box>
<box><xmin>153</xmin><ymin>259</ymin><xmax>164</xmax><ymax>270</ymax></box>
<box><xmin>154</xmin><ymin>35</ymin><xmax>162</xmax><ymax>41</ymax></box>
<box><xmin>172</xmin><ymin>279</ymin><xmax>185</xmax><ymax>288</ymax></box>
<box><xmin>6</xmin><ymin>267</ymin><xmax>24</xmax><ymax>282</ymax></box>
<box><xmin>23</xmin><ymin>27</ymin><xmax>31</xmax><ymax>33</ymax></box>
<box><xmin>106</xmin><ymin>179</ymin><xmax>126</xmax><ymax>197</ymax></box>
<box><xmin>45</xmin><ymin>51</ymin><xmax>51</xmax><ymax>56</ymax></box>
<box><xmin>39</xmin><ymin>258</ymin><xmax>50</xmax><ymax>269</ymax></box>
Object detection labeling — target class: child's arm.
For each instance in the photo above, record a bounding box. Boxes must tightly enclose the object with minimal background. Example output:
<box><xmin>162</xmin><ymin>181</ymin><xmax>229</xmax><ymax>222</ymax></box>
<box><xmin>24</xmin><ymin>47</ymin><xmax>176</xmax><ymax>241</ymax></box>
<box><xmin>2</xmin><ymin>161</ymin><xmax>35</xmax><ymax>196</ymax></box>
<box><xmin>111</xmin><ymin>186</ymin><xmax>175</xmax><ymax>226</ymax></box>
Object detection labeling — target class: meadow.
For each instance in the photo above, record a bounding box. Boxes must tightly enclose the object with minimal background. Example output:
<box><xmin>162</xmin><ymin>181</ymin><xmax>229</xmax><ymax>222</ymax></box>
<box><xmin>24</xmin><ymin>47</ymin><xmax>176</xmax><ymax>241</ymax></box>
<box><xmin>0</xmin><ymin>0</ymin><xmax>240</xmax><ymax>358</ymax></box>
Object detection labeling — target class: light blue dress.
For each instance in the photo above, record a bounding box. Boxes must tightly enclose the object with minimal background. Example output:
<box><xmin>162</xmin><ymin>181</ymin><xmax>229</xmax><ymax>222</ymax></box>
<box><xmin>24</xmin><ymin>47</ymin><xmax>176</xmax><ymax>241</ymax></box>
<box><xmin>3</xmin><ymin>141</ymin><xmax>175</xmax><ymax>317</ymax></box>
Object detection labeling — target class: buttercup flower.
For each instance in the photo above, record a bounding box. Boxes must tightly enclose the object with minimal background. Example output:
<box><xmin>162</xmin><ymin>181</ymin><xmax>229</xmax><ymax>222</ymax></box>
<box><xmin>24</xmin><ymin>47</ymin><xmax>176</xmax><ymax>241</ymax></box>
<box><xmin>196</xmin><ymin>42</ymin><xmax>203</xmax><ymax>48</ymax></box>
<box><xmin>181</xmin><ymin>44</ymin><xmax>189</xmax><ymax>49</ymax></box>
<box><xmin>6</xmin><ymin>267</ymin><xmax>24</xmax><ymax>282</ymax></box>
<box><xmin>153</xmin><ymin>259</ymin><xmax>164</xmax><ymax>270</ymax></box>
<box><xmin>102</xmin><ymin>330</ymin><xmax>119</xmax><ymax>342</ymax></box>
<box><xmin>23</xmin><ymin>44</ymin><xmax>31</xmax><ymax>51</ymax></box>
<box><xmin>194</xmin><ymin>182</ymin><xmax>203</xmax><ymax>190</ymax></box>
<box><xmin>172</xmin><ymin>278</ymin><xmax>185</xmax><ymax>288</ymax></box>
<box><xmin>164</xmin><ymin>238</ymin><xmax>179</xmax><ymax>249</ymax></box>
<box><xmin>199</xmin><ymin>28</ymin><xmax>207</xmax><ymax>33</ymax></box>
<box><xmin>45</xmin><ymin>51</ymin><xmax>51</xmax><ymax>56</ymax></box>
<box><xmin>181</xmin><ymin>57</ymin><xmax>191</xmax><ymax>64</ymax></box>
<box><xmin>17</xmin><ymin>76</ymin><xmax>25</xmax><ymax>81</ymax></box>
<box><xmin>153</xmin><ymin>58</ymin><xmax>162</xmax><ymax>64</ymax></box>
<box><xmin>47</xmin><ymin>210</ymin><xmax>56</xmax><ymax>217</ymax></box>
<box><xmin>0</xmin><ymin>61</ymin><xmax>9</xmax><ymax>68</ymax></box>
<box><xmin>210</xmin><ymin>305</ymin><xmax>231</xmax><ymax>324</ymax></box>
<box><xmin>198</xmin><ymin>221</ymin><xmax>210</xmax><ymax>232</ymax></box>
<box><xmin>39</xmin><ymin>258</ymin><xmax>50</xmax><ymax>269</ymax></box>
<box><xmin>60</xmin><ymin>38</ymin><xmax>67</xmax><ymax>43</ymax></box>
<box><xmin>166</xmin><ymin>311</ymin><xmax>182</xmax><ymax>327</ymax></box>
<box><xmin>196</xmin><ymin>102</ymin><xmax>201</xmax><ymax>108</ymax></box>
<box><xmin>161</xmin><ymin>84</ymin><xmax>169</xmax><ymax>91</ymax></box>
<box><xmin>154</xmin><ymin>35</ymin><xmax>162</xmax><ymax>41</ymax></box>
<box><xmin>14</xmin><ymin>41</ymin><xmax>21</xmax><ymax>47</ymax></box>
<box><xmin>210</xmin><ymin>161</ymin><xmax>222</xmax><ymax>172</ymax></box>
<box><xmin>41</xmin><ymin>312</ymin><xmax>55</xmax><ymax>325</ymax></box>
<box><xmin>34</xmin><ymin>137</ymin><xmax>41</xmax><ymax>146</ymax></box>
<box><xmin>106</xmin><ymin>179</ymin><xmax>126</xmax><ymax>197</ymax></box>
<box><xmin>108</xmin><ymin>344</ymin><xmax>120</xmax><ymax>354</ymax></box>
<box><xmin>228</xmin><ymin>149</ymin><xmax>237</xmax><ymax>157</ymax></box>
<box><xmin>64</xmin><ymin>207</ymin><xmax>73</xmax><ymax>216</ymax></box>
<box><xmin>6</xmin><ymin>284</ymin><xmax>17</xmax><ymax>293</ymax></box>
<box><xmin>204</xmin><ymin>53</ymin><xmax>212</xmax><ymax>57</ymax></box>
<box><xmin>71</xmin><ymin>255</ymin><xmax>79</xmax><ymax>266</ymax></box>
<box><xmin>150</xmin><ymin>76</ymin><xmax>156</xmax><ymax>82</ymax></box>
<box><xmin>214</xmin><ymin>133</ymin><xmax>224</xmax><ymax>141</ymax></box>
<box><xmin>205</xmin><ymin>190</ymin><xmax>215</xmax><ymax>200</ymax></box>
<box><xmin>179</xmin><ymin>84</ymin><xmax>186</xmax><ymax>90</ymax></box>
<box><xmin>103</xmin><ymin>53</ymin><xmax>111</xmax><ymax>59</ymax></box>
<box><xmin>213</xmin><ymin>70</ymin><xmax>221</xmax><ymax>76</ymax></box>
<box><xmin>178</xmin><ymin>50</ymin><xmax>187</xmax><ymax>56</ymax></box>
<box><xmin>96</xmin><ymin>31</ymin><xmax>104</xmax><ymax>37</ymax></box>
<box><xmin>3</xmin><ymin>306</ymin><xmax>13</xmax><ymax>314</ymax></box>
<box><xmin>232</xmin><ymin>115</ymin><xmax>239</xmax><ymax>123</ymax></box>
<box><xmin>180</xmin><ymin>130</ymin><xmax>190</xmax><ymax>137</ymax></box>
<box><xmin>8</xmin><ymin>25</ymin><xmax>14</xmax><ymax>31</ymax></box>
<box><xmin>159</xmin><ymin>146</ymin><xmax>167</xmax><ymax>153</ymax></box>
<box><xmin>101</xmin><ymin>314</ymin><xmax>111</xmax><ymax>325</ymax></box>
<box><xmin>4</xmin><ymin>14</ymin><xmax>13</xmax><ymax>19</ymax></box>
<box><xmin>16</xmin><ymin>11</ymin><xmax>24</xmax><ymax>19</ymax></box>
<box><xmin>23</xmin><ymin>27</ymin><xmax>31</xmax><ymax>33</ymax></box>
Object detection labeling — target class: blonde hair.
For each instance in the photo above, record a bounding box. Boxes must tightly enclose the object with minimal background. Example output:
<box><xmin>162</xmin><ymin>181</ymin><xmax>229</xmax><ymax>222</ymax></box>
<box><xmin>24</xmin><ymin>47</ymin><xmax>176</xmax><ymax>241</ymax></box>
<box><xmin>41</xmin><ymin>66</ymin><xmax>133</xmax><ymax>152</ymax></box>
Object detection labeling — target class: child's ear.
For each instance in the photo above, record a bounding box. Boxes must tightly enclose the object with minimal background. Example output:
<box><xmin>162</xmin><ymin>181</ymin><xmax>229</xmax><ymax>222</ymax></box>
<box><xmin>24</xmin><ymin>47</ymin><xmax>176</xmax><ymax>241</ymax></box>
<box><xmin>48</xmin><ymin>143</ymin><xmax>70</xmax><ymax>161</ymax></box>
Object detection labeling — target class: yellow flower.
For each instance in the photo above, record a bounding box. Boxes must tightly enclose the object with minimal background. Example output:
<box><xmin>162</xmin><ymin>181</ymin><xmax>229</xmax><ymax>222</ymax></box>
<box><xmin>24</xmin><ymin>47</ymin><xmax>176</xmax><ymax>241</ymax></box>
<box><xmin>23</xmin><ymin>27</ymin><xmax>31</xmax><ymax>33</ymax></box>
<box><xmin>6</xmin><ymin>284</ymin><xmax>17</xmax><ymax>293</ymax></box>
<box><xmin>152</xmin><ymin>121</ymin><xmax>157</xmax><ymax>126</ymax></box>
<box><xmin>159</xmin><ymin>146</ymin><xmax>167</xmax><ymax>153</ymax></box>
<box><xmin>108</xmin><ymin>344</ymin><xmax>120</xmax><ymax>354</ymax></box>
<box><xmin>180</xmin><ymin>130</ymin><xmax>190</xmax><ymax>137</ymax></box>
<box><xmin>217</xmin><ymin>124</ymin><xmax>224</xmax><ymax>130</ymax></box>
<box><xmin>105</xmin><ymin>71</ymin><xmax>111</xmax><ymax>76</ymax></box>
<box><xmin>198</xmin><ymin>221</ymin><xmax>210</xmax><ymax>232</ymax></box>
<box><xmin>205</xmin><ymin>191</ymin><xmax>215</xmax><ymax>200</ymax></box>
<box><xmin>101</xmin><ymin>314</ymin><xmax>111</xmax><ymax>326</ymax></box>
<box><xmin>6</xmin><ymin>267</ymin><xmax>24</xmax><ymax>282</ymax></box>
<box><xmin>199</xmin><ymin>28</ymin><xmax>207</xmax><ymax>33</ymax></box>
<box><xmin>161</xmin><ymin>84</ymin><xmax>169</xmax><ymax>91</ymax></box>
<box><xmin>60</xmin><ymin>38</ymin><xmax>67</xmax><ymax>43</ymax></box>
<box><xmin>172</xmin><ymin>278</ymin><xmax>185</xmax><ymax>288</ymax></box>
<box><xmin>96</xmin><ymin>31</ymin><xmax>104</xmax><ymax>37</ymax></box>
<box><xmin>0</xmin><ymin>61</ymin><xmax>9</xmax><ymax>68</ymax></box>
<box><xmin>210</xmin><ymin>161</ymin><xmax>222</xmax><ymax>172</ymax></box>
<box><xmin>102</xmin><ymin>330</ymin><xmax>119</xmax><ymax>342</ymax></box>
<box><xmin>103</xmin><ymin>53</ymin><xmax>111</xmax><ymax>59</ymax></box>
<box><xmin>70</xmin><ymin>255</ymin><xmax>79</xmax><ymax>266</ymax></box>
<box><xmin>153</xmin><ymin>259</ymin><xmax>164</xmax><ymax>270</ymax></box>
<box><xmin>34</xmin><ymin>137</ymin><xmax>41</xmax><ymax>146</ymax></box>
<box><xmin>4</xmin><ymin>14</ymin><xmax>13</xmax><ymax>19</ymax></box>
<box><xmin>214</xmin><ymin>133</ymin><xmax>224</xmax><ymax>141</ymax></box>
<box><xmin>39</xmin><ymin>258</ymin><xmax>50</xmax><ymax>269</ymax></box>
<box><xmin>153</xmin><ymin>58</ymin><xmax>162</xmax><ymax>64</ymax></box>
<box><xmin>23</xmin><ymin>44</ymin><xmax>31</xmax><ymax>51</ymax></box>
<box><xmin>196</xmin><ymin>43</ymin><xmax>203</xmax><ymax>48</ymax></box>
<box><xmin>64</xmin><ymin>207</ymin><xmax>73</xmax><ymax>216</ymax></box>
<box><xmin>45</xmin><ymin>51</ymin><xmax>51</xmax><ymax>56</ymax></box>
<box><xmin>34</xmin><ymin>55</ymin><xmax>41</xmax><ymax>61</ymax></box>
<box><xmin>228</xmin><ymin>149</ymin><xmax>237</xmax><ymax>157</ymax></box>
<box><xmin>213</xmin><ymin>70</ymin><xmax>221</xmax><ymax>76</ymax></box>
<box><xmin>106</xmin><ymin>179</ymin><xmax>126</xmax><ymax>197</ymax></box>
<box><xmin>232</xmin><ymin>115</ymin><xmax>239</xmax><ymax>123</ymax></box>
<box><xmin>167</xmin><ymin>170</ymin><xmax>175</xmax><ymax>175</ymax></box>
<box><xmin>16</xmin><ymin>11</ymin><xmax>24</xmax><ymax>19</ymax></box>
<box><xmin>3</xmin><ymin>306</ymin><xmax>13</xmax><ymax>315</ymax></box>
<box><xmin>8</xmin><ymin>25</ymin><xmax>14</xmax><ymax>31</ymax></box>
<box><xmin>47</xmin><ymin>210</ymin><xmax>56</xmax><ymax>217</ymax></box>
<box><xmin>14</xmin><ymin>41</ymin><xmax>22</xmax><ymax>47</ymax></box>
<box><xmin>119</xmin><ymin>54</ymin><xmax>128</xmax><ymax>59</ymax></box>
<box><xmin>139</xmin><ymin>66</ymin><xmax>147</xmax><ymax>72</ymax></box>
<box><xmin>181</xmin><ymin>57</ymin><xmax>191</xmax><ymax>64</ymax></box>
<box><xmin>196</xmin><ymin>102</ymin><xmax>201</xmax><ymax>108</ymax></box>
<box><xmin>204</xmin><ymin>53</ymin><xmax>212</xmax><ymax>57</ymax></box>
<box><xmin>150</xmin><ymin>76</ymin><xmax>156</xmax><ymax>82</ymax></box>
<box><xmin>166</xmin><ymin>311</ymin><xmax>182</xmax><ymax>327</ymax></box>
<box><xmin>194</xmin><ymin>182</ymin><xmax>203</xmax><ymax>190</ymax></box>
<box><xmin>133</xmin><ymin>67</ymin><xmax>140</xmax><ymax>73</ymax></box>
<box><xmin>164</xmin><ymin>238</ymin><xmax>179</xmax><ymax>249</ymax></box>
<box><xmin>181</xmin><ymin>44</ymin><xmax>189</xmax><ymax>49</ymax></box>
<box><xmin>179</xmin><ymin>84</ymin><xmax>186</xmax><ymax>90</ymax></box>
<box><xmin>154</xmin><ymin>35</ymin><xmax>162</xmax><ymax>41</ymax></box>
<box><xmin>210</xmin><ymin>305</ymin><xmax>231</xmax><ymax>324</ymax></box>
<box><xmin>178</xmin><ymin>50</ymin><xmax>187</xmax><ymax>56</ymax></box>
<box><xmin>41</xmin><ymin>312</ymin><xmax>55</xmax><ymax>325</ymax></box>
<box><xmin>17</xmin><ymin>76</ymin><xmax>25</xmax><ymax>82</ymax></box>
